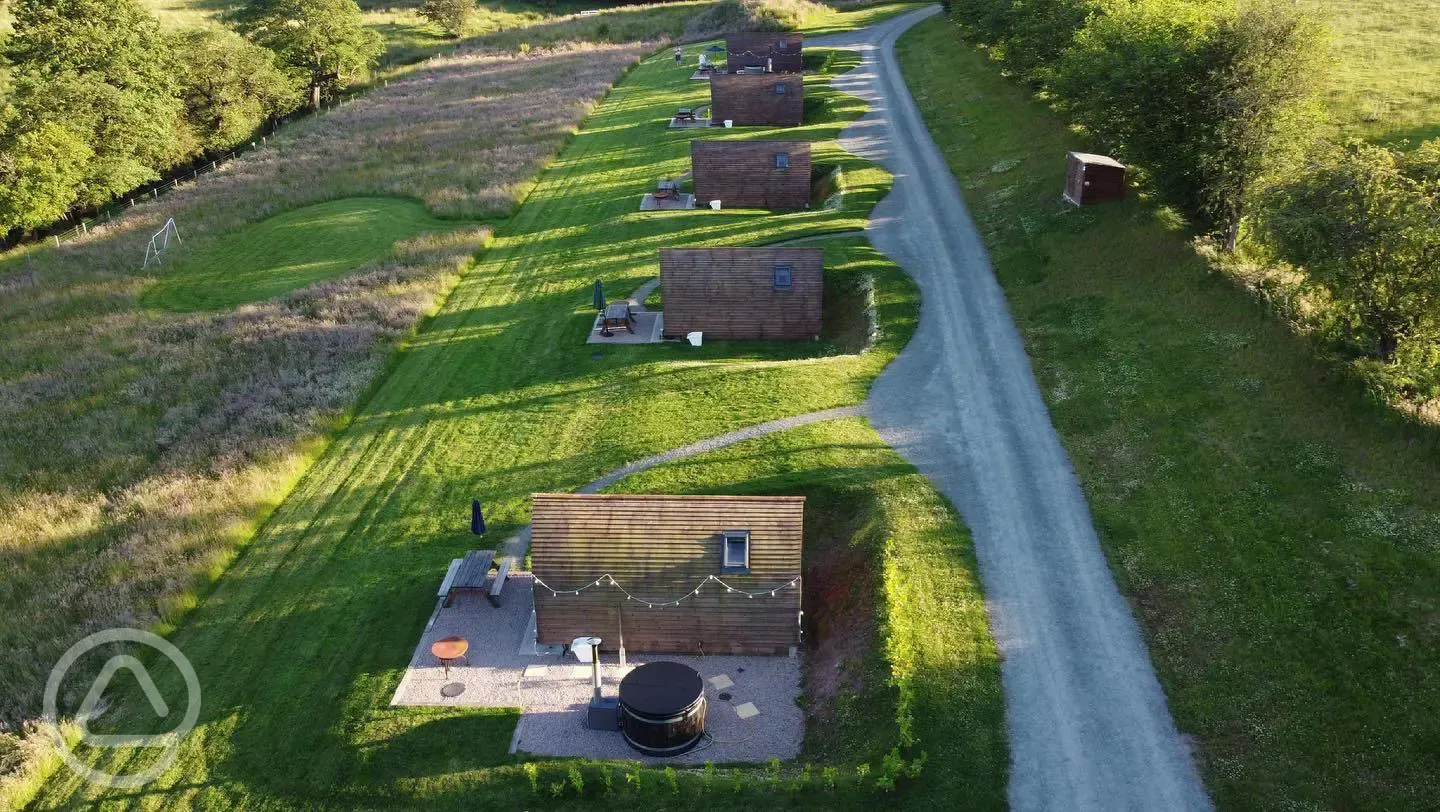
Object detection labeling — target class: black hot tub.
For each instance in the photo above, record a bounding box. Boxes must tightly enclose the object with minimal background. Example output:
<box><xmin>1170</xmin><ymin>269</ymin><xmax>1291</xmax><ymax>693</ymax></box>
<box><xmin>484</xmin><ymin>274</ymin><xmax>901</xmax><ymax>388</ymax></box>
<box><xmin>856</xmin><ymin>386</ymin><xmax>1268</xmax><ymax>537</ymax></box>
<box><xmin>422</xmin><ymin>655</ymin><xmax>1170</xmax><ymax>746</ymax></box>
<box><xmin>618</xmin><ymin>661</ymin><xmax>707</xmax><ymax>756</ymax></box>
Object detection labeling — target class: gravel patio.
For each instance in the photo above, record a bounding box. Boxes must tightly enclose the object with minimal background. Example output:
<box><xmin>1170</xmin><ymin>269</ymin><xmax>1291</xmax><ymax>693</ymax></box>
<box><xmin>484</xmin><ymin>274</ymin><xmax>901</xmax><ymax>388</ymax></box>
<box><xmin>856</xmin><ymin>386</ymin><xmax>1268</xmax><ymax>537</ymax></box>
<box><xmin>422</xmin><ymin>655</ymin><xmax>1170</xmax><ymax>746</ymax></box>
<box><xmin>391</xmin><ymin>575</ymin><xmax>803</xmax><ymax>763</ymax></box>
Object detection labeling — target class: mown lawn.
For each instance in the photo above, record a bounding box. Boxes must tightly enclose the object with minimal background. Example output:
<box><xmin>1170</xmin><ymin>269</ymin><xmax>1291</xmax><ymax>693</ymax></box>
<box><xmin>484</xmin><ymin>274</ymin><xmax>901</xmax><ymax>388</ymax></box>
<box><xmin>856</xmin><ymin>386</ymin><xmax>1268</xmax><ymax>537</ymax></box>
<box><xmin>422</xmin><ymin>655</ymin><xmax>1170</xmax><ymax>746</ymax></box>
<box><xmin>899</xmin><ymin>15</ymin><xmax>1440</xmax><ymax>811</ymax></box>
<box><xmin>32</xmin><ymin>29</ymin><xmax>1006</xmax><ymax>809</ymax></box>
<box><xmin>141</xmin><ymin>198</ymin><xmax>472</xmax><ymax>311</ymax></box>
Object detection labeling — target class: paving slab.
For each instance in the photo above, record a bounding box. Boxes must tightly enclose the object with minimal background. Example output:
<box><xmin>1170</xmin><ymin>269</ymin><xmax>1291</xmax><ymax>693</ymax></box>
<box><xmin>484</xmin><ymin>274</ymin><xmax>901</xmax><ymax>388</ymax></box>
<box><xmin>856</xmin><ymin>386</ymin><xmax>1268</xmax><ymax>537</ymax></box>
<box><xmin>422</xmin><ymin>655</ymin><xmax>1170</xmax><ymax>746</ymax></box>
<box><xmin>392</xmin><ymin>578</ymin><xmax>802</xmax><ymax>764</ymax></box>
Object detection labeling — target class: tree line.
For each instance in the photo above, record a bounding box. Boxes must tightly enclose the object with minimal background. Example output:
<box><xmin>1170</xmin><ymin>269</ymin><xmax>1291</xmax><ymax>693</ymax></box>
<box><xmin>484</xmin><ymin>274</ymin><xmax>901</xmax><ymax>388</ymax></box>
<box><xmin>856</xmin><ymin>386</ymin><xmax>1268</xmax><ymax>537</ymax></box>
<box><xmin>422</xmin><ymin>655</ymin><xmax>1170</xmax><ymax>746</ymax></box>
<box><xmin>0</xmin><ymin>0</ymin><xmax>386</xmax><ymax>236</ymax></box>
<box><xmin>943</xmin><ymin>0</ymin><xmax>1440</xmax><ymax>400</ymax></box>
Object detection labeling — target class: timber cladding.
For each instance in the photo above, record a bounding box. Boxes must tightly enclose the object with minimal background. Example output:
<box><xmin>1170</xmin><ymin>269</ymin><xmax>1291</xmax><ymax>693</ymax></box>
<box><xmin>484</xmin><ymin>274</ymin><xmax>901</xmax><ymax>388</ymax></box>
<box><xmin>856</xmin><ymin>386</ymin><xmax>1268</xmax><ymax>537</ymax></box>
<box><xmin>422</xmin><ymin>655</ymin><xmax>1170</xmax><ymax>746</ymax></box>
<box><xmin>531</xmin><ymin>493</ymin><xmax>804</xmax><ymax>655</ymax></box>
<box><xmin>660</xmin><ymin>247</ymin><xmax>822</xmax><ymax>340</ymax></box>
<box><xmin>725</xmin><ymin>32</ymin><xmax>804</xmax><ymax>73</ymax></box>
<box><xmin>691</xmin><ymin>140</ymin><xmax>811</xmax><ymax>210</ymax></box>
<box><xmin>710</xmin><ymin>73</ymin><xmax>804</xmax><ymax>127</ymax></box>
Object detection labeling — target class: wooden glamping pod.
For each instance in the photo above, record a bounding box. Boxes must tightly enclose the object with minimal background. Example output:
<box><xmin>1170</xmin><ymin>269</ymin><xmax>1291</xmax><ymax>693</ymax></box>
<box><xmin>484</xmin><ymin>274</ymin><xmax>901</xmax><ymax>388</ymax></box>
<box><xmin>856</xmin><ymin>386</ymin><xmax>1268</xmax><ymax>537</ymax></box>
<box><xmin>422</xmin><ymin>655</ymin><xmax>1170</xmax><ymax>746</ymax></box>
<box><xmin>530</xmin><ymin>493</ymin><xmax>805</xmax><ymax>655</ymax></box>
<box><xmin>1063</xmin><ymin>152</ymin><xmax>1127</xmax><ymax>205</ymax></box>
<box><xmin>691</xmin><ymin>140</ymin><xmax>811</xmax><ymax>210</ymax></box>
<box><xmin>660</xmin><ymin>247</ymin><xmax>822</xmax><ymax>341</ymax></box>
<box><xmin>710</xmin><ymin>73</ymin><xmax>804</xmax><ymax>127</ymax></box>
<box><xmin>725</xmin><ymin>32</ymin><xmax>804</xmax><ymax>74</ymax></box>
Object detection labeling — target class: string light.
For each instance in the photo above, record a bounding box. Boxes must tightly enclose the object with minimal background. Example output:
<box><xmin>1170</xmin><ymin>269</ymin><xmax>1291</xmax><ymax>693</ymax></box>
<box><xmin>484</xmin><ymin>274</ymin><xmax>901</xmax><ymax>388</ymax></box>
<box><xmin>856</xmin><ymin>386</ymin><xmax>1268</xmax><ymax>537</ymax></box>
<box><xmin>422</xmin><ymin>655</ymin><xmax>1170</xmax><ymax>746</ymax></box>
<box><xmin>532</xmin><ymin>572</ymin><xmax>801</xmax><ymax>606</ymax></box>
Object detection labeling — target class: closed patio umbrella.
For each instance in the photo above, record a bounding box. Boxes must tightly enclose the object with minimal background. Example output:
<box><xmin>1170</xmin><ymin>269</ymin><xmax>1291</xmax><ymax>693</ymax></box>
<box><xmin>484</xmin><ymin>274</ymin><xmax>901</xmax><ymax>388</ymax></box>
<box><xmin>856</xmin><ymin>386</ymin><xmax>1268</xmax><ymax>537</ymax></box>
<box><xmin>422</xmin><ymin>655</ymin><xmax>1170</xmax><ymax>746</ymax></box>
<box><xmin>593</xmin><ymin>280</ymin><xmax>605</xmax><ymax>311</ymax></box>
<box><xmin>471</xmin><ymin>500</ymin><xmax>485</xmax><ymax>535</ymax></box>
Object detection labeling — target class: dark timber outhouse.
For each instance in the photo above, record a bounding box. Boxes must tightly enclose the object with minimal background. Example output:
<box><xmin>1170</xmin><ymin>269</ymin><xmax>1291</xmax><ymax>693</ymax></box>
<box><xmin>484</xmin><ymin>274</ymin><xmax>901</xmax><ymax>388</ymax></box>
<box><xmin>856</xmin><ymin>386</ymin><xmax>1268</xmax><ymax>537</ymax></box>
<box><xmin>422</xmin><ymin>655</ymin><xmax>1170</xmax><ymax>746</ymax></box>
<box><xmin>1063</xmin><ymin>152</ymin><xmax>1127</xmax><ymax>205</ymax></box>
<box><xmin>660</xmin><ymin>246</ymin><xmax>822</xmax><ymax>340</ymax></box>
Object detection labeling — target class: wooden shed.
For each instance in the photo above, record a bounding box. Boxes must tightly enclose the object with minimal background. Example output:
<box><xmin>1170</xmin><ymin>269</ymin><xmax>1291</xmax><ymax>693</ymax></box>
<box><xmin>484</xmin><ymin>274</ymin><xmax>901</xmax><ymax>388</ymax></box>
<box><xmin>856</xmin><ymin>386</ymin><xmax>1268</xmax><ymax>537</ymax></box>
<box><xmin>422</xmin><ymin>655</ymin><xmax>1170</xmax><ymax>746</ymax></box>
<box><xmin>531</xmin><ymin>493</ymin><xmax>805</xmax><ymax>655</ymax></box>
<box><xmin>725</xmin><ymin>32</ymin><xmax>804</xmax><ymax>74</ymax></box>
<box><xmin>691</xmin><ymin>140</ymin><xmax>811</xmax><ymax>210</ymax></box>
<box><xmin>710</xmin><ymin>73</ymin><xmax>804</xmax><ymax>127</ymax></box>
<box><xmin>1063</xmin><ymin>152</ymin><xmax>1126</xmax><ymax>205</ymax></box>
<box><xmin>660</xmin><ymin>247</ymin><xmax>822</xmax><ymax>340</ymax></box>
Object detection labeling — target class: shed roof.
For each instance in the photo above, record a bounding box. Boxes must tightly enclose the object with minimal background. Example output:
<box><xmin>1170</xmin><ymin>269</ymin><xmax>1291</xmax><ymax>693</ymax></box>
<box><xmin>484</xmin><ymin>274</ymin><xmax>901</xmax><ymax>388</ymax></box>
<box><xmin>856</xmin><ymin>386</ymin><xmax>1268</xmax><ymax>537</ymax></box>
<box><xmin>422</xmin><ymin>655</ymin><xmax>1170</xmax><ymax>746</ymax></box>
<box><xmin>1068</xmin><ymin>151</ymin><xmax>1126</xmax><ymax>168</ymax></box>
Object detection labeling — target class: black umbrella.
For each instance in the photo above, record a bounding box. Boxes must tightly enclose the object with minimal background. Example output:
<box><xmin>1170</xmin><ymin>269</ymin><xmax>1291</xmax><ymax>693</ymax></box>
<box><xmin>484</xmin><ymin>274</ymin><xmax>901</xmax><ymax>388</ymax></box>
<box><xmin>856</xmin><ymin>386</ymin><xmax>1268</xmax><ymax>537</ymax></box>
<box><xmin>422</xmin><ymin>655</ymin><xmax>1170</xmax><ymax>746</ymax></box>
<box><xmin>471</xmin><ymin>500</ymin><xmax>486</xmax><ymax>535</ymax></box>
<box><xmin>593</xmin><ymin>279</ymin><xmax>605</xmax><ymax>311</ymax></box>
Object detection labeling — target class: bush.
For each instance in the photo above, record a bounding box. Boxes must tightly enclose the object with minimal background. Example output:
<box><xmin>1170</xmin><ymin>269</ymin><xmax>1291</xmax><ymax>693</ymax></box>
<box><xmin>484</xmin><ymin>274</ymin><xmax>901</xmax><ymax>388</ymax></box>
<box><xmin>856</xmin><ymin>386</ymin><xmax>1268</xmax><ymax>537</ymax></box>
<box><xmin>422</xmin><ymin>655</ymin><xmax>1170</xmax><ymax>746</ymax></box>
<box><xmin>419</xmin><ymin>0</ymin><xmax>475</xmax><ymax>38</ymax></box>
<box><xmin>684</xmin><ymin>0</ymin><xmax>826</xmax><ymax>40</ymax></box>
<box><xmin>1052</xmin><ymin>0</ymin><xmax>1324</xmax><ymax>243</ymax></box>
<box><xmin>1260</xmin><ymin>139</ymin><xmax>1440</xmax><ymax>392</ymax></box>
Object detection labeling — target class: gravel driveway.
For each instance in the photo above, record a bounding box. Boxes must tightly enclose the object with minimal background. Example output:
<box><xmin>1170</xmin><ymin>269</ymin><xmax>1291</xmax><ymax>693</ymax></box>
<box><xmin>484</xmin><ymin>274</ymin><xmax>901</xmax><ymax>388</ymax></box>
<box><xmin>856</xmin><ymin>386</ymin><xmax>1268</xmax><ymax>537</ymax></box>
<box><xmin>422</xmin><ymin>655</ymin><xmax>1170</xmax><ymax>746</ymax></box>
<box><xmin>813</xmin><ymin>7</ymin><xmax>1212</xmax><ymax>810</ymax></box>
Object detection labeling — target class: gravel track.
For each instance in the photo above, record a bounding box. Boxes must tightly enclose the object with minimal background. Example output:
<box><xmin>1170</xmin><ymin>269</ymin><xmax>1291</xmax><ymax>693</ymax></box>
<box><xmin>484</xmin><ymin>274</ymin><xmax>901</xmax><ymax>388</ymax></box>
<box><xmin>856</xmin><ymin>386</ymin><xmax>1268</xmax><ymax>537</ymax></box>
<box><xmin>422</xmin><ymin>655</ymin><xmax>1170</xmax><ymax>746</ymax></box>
<box><xmin>811</xmin><ymin>7</ymin><xmax>1212</xmax><ymax>810</ymax></box>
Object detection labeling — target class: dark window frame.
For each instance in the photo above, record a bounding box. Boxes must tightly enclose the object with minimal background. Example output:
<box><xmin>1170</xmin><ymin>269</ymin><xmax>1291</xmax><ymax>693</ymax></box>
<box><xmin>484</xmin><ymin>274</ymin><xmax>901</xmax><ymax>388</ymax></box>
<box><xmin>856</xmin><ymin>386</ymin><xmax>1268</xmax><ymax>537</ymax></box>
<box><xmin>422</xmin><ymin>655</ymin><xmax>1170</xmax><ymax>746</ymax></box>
<box><xmin>774</xmin><ymin>82</ymin><xmax>786</xmax><ymax>95</ymax></box>
<box><xmin>773</xmin><ymin>264</ymin><xmax>793</xmax><ymax>290</ymax></box>
<box><xmin>774</xmin><ymin>152</ymin><xmax>790</xmax><ymax>170</ymax></box>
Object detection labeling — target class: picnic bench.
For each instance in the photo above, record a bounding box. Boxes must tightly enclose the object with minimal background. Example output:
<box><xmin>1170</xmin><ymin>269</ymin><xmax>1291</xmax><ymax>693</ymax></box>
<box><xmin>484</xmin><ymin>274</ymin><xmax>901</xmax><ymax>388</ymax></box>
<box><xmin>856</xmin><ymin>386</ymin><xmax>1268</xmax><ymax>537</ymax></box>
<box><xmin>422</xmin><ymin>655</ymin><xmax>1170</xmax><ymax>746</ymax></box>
<box><xmin>600</xmin><ymin>301</ymin><xmax>636</xmax><ymax>337</ymax></box>
<box><xmin>674</xmin><ymin>108</ymin><xmax>697</xmax><ymax>122</ymax></box>
<box><xmin>438</xmin><ymin>550</ymin><xmax>512</xmax><ymax>607</ymax></box>
<box><xmin>654</xmin><ymin>179</ymin><xmax>680</xmax><ymax>200</ymax></box>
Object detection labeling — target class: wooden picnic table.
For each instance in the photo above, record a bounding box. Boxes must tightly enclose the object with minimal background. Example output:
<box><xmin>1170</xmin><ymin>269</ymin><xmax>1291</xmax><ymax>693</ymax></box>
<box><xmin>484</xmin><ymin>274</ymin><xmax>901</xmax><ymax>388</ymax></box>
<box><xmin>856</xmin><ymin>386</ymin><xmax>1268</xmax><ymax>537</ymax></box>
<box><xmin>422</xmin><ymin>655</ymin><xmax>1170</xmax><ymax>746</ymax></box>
<box><xmin>674</xmin><ymin>108</ymin><xmax>696</xmax><ymax>122</ymax></box>
<box><xmin>600</xmin><ymin>301</ymin><xmax>636</xmax><ymax>337</ymax></box>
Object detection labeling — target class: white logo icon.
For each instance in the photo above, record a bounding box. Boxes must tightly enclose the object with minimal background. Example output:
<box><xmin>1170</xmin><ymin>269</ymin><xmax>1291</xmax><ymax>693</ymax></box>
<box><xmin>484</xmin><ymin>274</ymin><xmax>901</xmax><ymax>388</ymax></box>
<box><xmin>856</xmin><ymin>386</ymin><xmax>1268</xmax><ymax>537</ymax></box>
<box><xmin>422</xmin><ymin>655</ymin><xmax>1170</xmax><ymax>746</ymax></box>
<box><xmin>43</xmin><ymin>628</ymin><xmax>201</xmax><ymax>788</ymax></box>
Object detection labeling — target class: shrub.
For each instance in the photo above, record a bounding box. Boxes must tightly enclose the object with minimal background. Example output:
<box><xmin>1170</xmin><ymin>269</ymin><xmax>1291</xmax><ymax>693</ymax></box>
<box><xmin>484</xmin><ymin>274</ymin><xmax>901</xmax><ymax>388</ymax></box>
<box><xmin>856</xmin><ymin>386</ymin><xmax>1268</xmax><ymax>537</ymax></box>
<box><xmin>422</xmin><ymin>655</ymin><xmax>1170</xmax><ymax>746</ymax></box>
<box><xmin>1054</xmin><ymin>0</ymin><xmax>1325</xmax><ymax>244</ymax></box>
<box><xmin>1260</xmin><ymin>138</ymin><xmax>1440</xmax><ymax>391</ymax></box>
<box><xmin>568</xmin><ymin>764</ymin><xmax>585</xmax><ymax>795</ymax></box>
<box><xmin>419</xmin><ymin>0</ymin><xmax>475</xmax><ymax>38</ymax></box>
<box><xmin>684</xmin><ymin>0</ymin><xmax>826</xmax><ymax>39</ymax></box>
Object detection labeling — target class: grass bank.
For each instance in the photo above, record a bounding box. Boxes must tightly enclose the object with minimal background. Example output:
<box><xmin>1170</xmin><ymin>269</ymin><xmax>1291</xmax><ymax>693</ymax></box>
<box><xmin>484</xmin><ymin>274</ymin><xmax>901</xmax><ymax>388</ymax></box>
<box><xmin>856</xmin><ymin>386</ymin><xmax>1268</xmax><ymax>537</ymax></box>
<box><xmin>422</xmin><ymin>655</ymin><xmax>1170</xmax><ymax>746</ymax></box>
<box><xmin>899</xmin><ymin>15</ymin><xmax>1440</xmax><ymax>810</ymax></box>
<box><xmin>31</xmin><ymin>25</ymin><xmax>1004</xmax><ymax>807</ymax></box>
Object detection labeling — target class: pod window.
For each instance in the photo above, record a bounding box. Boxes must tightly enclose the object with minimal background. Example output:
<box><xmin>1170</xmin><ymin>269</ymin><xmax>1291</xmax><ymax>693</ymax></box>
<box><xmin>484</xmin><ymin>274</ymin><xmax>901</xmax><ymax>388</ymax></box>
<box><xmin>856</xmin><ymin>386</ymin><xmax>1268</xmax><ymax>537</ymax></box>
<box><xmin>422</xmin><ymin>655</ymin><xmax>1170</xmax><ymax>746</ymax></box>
<box><xmin>722</xmin><ymin>530</ymin><xmax>750</xmax><ymax>570</ymax></box>
<box><xmin>773</xmin><ymin>264</ymin><xmax>793</xmax><ymax>290</ymax></box>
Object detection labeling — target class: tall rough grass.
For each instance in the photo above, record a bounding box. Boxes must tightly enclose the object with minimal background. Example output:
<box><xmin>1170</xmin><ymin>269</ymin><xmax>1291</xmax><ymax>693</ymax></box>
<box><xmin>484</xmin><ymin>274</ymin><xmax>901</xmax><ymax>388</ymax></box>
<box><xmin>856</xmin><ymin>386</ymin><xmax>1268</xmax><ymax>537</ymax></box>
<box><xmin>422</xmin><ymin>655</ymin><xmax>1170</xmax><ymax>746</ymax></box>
<box><xmin>0</xmin><ymin>40</ymin><xmax>649</xmax><ymax>783</ymax></box>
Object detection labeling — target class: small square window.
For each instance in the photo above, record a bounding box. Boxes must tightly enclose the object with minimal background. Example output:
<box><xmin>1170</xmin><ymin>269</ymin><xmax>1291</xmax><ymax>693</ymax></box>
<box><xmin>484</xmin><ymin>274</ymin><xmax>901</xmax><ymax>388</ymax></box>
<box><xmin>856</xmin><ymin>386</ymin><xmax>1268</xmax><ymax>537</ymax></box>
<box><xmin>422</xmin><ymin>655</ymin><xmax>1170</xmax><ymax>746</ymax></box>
<box><xmin>722</xmin><ymin>530</ymin><xmax>750</xmax><ymax>569</ymax></box>
<box><xmin>773</xmin><ymin>264</ymin><xmax>793</xmax><ymax>290</ymax></box>
<box><xmin>774</xmin><ymin>82</ymin><xmax>786</xmax><ymax>95</ymax></box>
<box><xmin>774</xmin><ymin>152</ymin><xmax>790</xmax><ymax>169</ymax></box>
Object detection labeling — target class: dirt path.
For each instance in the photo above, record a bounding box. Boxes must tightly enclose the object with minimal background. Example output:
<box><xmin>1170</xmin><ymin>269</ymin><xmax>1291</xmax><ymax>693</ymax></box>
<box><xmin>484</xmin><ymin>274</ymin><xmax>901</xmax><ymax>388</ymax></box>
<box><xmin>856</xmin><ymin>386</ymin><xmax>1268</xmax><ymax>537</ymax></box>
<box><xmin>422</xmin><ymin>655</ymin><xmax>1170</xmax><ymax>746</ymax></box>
<box><xmin>813</xmin><ymin>7</ymin><xmax>1212</xmax><ymax>810</ymax></box>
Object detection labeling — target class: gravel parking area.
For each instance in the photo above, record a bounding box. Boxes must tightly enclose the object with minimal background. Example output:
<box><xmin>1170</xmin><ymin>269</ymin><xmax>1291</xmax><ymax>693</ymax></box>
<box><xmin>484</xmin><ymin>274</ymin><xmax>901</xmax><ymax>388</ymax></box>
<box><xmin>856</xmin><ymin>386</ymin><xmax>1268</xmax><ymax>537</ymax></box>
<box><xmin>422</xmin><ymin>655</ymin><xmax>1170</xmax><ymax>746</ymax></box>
<box><xmin>391</xmin><ymin>576</ymin><xmax>803</xmax><ymax>764</ymax></box>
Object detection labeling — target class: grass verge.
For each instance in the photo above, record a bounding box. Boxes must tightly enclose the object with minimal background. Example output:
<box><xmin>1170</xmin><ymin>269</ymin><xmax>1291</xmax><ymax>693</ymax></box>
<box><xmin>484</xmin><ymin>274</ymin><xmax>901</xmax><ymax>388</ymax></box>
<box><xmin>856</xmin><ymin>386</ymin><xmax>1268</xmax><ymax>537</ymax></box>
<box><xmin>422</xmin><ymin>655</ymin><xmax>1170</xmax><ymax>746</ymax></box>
<box><xmin>899</xmin><ymin>15</ymin><xmax>1440</xmax><ymax>810</ymax></box>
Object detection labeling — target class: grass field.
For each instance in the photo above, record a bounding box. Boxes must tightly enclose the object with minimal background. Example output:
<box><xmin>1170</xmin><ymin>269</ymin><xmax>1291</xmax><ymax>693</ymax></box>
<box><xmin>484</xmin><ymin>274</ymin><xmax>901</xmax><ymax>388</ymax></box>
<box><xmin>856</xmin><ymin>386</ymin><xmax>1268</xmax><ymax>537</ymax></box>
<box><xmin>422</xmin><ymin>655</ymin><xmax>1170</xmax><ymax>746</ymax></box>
<box><xmin>142</xmin><ymin>198</ymin><xmax>473</xmax><ymax>311</ymax></box>
<box><xmin>0</xmin><ymin>41</ymin><xmax>647</xmax><ymax>746</ymax></box>
<box><xmin>899</xmin><ymin>15</ymin><xmax>1440</xmax><ymax>810</ymax></box>
<box><xmin>1306</xmin><ymin>0</ymin><xmax>1440</xmax><ymax>143</ymax></box>
<box><xmin>27</xmin><ymin>31</ymin><xmax>1007</xmax><ymax>806</ymax></box>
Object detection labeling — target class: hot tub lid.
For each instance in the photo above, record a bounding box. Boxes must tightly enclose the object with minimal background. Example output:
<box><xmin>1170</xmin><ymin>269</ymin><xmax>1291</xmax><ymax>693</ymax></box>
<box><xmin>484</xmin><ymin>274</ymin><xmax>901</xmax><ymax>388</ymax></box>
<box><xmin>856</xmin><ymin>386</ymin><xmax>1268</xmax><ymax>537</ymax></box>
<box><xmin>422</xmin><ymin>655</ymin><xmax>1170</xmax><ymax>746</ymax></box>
<box><xmin>618</xmin><ymin>662</ymin><xmax>704</xmax><ymax>717</ymax></box>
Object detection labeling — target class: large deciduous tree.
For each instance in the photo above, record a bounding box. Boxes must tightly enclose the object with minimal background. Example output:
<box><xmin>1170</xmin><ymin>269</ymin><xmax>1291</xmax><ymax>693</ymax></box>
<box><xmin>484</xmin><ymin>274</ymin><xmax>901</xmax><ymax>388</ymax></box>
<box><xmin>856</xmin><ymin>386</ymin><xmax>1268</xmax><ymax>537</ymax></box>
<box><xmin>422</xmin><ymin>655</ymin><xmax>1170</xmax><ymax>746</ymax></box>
<box><xmin>229</xmin><ymin>0</ymin><xmax>385</xmax><ymax>111</ymax></box>
<box><xmin>1262</xmin><ymin>140</ymin><xmax>1440</xmax><ymax>375</ymax></box>
<box><xmin>171</xmin><ymin>29</ymin><xmax>305</xmax><ymax>152</ymax></box>
<box><xmin>0</xmin><ymin>0</ymin><xmax>192</xmax><ymax>227</ymax></box>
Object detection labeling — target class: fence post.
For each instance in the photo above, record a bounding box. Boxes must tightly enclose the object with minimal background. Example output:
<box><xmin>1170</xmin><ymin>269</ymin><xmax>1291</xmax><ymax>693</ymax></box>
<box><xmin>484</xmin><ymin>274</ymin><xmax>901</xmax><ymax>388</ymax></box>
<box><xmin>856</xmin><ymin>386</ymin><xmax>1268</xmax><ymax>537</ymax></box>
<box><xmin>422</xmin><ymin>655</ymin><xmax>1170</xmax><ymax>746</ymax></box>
<box><xmin>54</xmin><ymin>235</ymin><xmax>61</xmax><ymax>247</ymax></box>
<box><xmin>80</xmin><ymin>221</ymin><xmax>87</xmax><ymax>235</ymax></box>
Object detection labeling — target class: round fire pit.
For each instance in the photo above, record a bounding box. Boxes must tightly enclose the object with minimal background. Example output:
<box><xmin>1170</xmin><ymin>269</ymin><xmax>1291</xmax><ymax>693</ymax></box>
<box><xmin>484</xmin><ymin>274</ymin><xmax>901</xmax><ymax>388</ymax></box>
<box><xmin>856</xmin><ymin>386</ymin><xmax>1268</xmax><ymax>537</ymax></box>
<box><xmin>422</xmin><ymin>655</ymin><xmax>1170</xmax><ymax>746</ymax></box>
<box><xmin>618</xmin><ymin>661</ymin><xmax>706</xmax><ymax>757</ymax></box>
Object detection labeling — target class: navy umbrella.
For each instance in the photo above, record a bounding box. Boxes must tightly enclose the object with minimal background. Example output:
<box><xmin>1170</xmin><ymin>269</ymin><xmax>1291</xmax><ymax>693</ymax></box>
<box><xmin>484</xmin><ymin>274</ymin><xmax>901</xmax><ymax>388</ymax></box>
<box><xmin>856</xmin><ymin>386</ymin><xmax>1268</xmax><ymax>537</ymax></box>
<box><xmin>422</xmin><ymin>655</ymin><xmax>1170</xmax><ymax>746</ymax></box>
<box><xmin>593</xmin><ymin>279</ymin><xmax>605</xmax><ymax>311</ymax></box>
<box><xmin>471</xmin><ymin>500</ymin><xmax>486</xmax><ymax>535</ymax></box>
